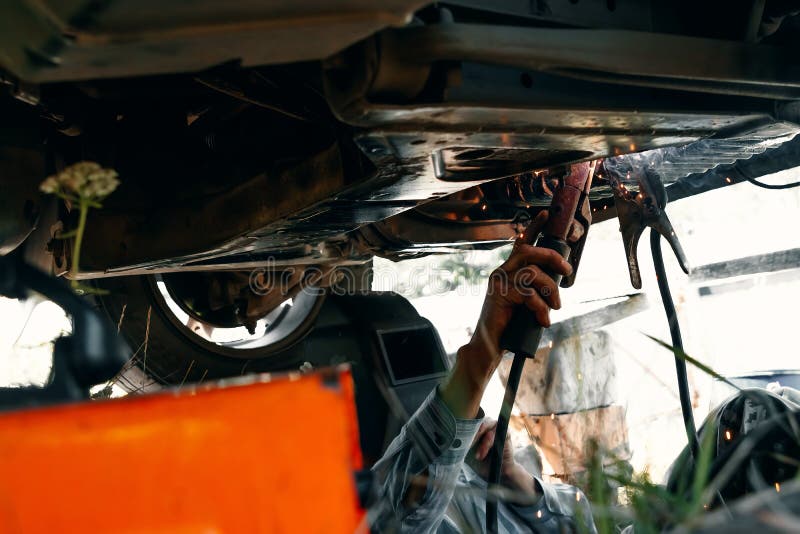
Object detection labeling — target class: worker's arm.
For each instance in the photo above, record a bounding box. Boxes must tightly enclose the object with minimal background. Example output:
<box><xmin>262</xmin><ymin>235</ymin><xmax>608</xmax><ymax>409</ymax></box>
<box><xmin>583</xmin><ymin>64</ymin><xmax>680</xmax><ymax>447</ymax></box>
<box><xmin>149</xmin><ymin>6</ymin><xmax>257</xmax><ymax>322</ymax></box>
<box><xmin>440</xmin><ymin>211</ymin><xmax>572</xmax><ymax>419</ymax></box>
<box><xmin>369</xmin><ymin>387</ymin><xmax>484</xmax><ymax>533</ymax></box>
<box><xmin>370</xmin><ymin>213</ymin><xmax>572</xmax><ymax>532</ymax></box>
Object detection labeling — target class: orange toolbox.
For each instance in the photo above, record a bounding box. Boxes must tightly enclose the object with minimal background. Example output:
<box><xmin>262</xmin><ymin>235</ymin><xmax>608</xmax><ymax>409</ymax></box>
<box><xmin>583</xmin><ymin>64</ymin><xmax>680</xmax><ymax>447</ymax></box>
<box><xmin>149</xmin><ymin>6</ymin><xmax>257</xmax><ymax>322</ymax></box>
<box><xmin>0</xmin><ymin>369</ymin><xmax>365</xmax><ymax>533</ymax></box>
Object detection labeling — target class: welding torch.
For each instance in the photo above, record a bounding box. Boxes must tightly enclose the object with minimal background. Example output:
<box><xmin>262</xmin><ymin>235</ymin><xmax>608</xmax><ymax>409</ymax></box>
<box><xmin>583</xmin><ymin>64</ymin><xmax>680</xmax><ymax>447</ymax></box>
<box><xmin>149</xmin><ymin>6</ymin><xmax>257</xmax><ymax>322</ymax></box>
<box><xmin>486</xmin><ymin>162</ymin><xmax>595</xmax><ymax>533</ymax></box>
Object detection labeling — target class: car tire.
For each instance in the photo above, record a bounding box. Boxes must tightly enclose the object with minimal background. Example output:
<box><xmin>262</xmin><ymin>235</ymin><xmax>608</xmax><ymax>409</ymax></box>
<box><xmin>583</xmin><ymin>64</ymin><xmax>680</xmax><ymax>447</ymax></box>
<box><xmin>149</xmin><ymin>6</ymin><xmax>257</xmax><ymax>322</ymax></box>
<box><xmin>94</xmin><ymin>273</ymin><xmax>327</xmax><ymax>390</ymax></box>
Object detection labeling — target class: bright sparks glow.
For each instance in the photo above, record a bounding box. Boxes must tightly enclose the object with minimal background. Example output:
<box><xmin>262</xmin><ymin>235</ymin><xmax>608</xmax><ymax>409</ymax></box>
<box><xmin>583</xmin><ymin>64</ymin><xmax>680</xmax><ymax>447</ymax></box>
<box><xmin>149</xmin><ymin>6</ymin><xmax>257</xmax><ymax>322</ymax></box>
<box><xmin>776</xmin><ymin>482</ymin><xmax>781</xmax><ymax>492</ymax></box>
<box><xmin>536</xmin><ymin>510</ymin><xmax>543</xmax><ymax>519</ymax></box>
<box><xmin>724</xmin><ymin>429</ymin><xmax>732</xmax><ymax>441</ymax></box>
<box><xmin>725</xmin><ymin>176</ymin><xmax>732</xmax><ymax>184</ymax></box>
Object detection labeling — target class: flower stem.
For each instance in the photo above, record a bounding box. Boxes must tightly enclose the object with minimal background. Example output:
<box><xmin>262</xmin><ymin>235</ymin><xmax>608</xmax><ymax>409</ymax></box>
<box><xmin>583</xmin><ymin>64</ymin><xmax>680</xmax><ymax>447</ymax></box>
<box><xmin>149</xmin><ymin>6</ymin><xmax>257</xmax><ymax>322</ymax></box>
<box><xmin>70</xmin><ymin>197</ymin><xmax>89</xmax><ymax>290</ymax></box>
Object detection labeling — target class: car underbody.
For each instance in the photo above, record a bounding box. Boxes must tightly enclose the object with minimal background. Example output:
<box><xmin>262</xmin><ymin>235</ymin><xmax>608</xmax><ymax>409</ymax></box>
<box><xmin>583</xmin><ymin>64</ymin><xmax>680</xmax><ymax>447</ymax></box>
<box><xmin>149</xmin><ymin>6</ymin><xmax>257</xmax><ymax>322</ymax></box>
<box><xmin>2</xmin><ymin>0</ymin><xmax>800</xmax><ymax>372</ymax></box>
<box><xmin>2</xmin><ymin>5</ymin><xmax>800</xmax><ymax>529</ymax></box>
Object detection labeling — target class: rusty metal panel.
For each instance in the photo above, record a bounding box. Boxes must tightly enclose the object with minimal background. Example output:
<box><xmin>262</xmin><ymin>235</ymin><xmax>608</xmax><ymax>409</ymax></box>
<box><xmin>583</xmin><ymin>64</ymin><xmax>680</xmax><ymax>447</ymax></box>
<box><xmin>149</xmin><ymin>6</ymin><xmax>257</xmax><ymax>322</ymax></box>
<box><xmin>0</xmin><ymin>368</ymin><xmax>364</xmax><ymax>533</ymax></box>
<box><xmin>0</xmin><ymin>0</ymin><xmax>428</xmax><ymax>82</ymax></box>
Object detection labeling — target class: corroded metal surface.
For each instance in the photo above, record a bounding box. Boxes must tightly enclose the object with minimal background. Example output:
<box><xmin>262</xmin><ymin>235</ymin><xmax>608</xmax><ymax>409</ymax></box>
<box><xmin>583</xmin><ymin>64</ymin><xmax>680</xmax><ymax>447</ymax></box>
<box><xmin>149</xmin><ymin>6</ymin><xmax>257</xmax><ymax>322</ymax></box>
<box><xmin>0</xmin><ymin>0</ymin><xmax>429</xmax><ymax>82</ymax></box>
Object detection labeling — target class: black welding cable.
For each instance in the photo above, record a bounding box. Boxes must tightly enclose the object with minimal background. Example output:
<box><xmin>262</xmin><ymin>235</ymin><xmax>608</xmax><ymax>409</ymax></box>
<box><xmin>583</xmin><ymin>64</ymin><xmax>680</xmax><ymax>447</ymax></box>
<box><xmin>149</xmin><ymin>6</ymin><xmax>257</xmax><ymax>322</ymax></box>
<box><xmin>486</xmin><ymin>227</ymin><xmax>706</xmax><ymax>533</ymax></box>
<box><xmin>651</xmin><ymin>229</ymin><xmax>733</xmax><ymax>515</ymax></box>
<box><xmin>650</xmin><ymin>228</ymin><xmax>700</xmax><ymax>460</ymax></box>
<box><xmin>486</xmin><ymin>353</ymin><xmax>527</xmax><ymax>534</ymax></box>
<box><xmin>745</xmin><ymin>175</ymin><xmax>800</xmax><ymax>190</ymax></box>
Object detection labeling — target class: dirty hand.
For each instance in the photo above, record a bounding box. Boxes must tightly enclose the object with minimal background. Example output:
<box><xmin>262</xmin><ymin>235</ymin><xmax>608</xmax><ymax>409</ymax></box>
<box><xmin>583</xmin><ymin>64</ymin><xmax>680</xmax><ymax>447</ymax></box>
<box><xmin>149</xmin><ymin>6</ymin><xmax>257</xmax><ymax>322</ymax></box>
<box><xmin>440</xmin><ymin>211</ymin><xmax>571</xmax><ymax>419</ymax></box>
<box><xmin>469</xmin><ymin>211</ymin><xmax>571</xmax><ymax>370</ymax></box>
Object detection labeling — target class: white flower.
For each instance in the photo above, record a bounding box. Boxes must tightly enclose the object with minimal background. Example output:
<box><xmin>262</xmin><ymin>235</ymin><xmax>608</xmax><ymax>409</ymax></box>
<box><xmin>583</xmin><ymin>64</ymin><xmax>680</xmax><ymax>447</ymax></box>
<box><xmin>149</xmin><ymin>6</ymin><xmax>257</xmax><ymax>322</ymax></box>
<box><xmin>41</xmin><ymin>161</ymin><xmax>120</xmax><ymax>200</ymax></box>
<box><xmin>39</xmin><ymin>176</ymin><xmax>59</xmax><ymax>194</ymax></box>
<box><xmin>83</xmin><ymin>168</ymin><xmax>120</xmax><ymax>198</ymax></box>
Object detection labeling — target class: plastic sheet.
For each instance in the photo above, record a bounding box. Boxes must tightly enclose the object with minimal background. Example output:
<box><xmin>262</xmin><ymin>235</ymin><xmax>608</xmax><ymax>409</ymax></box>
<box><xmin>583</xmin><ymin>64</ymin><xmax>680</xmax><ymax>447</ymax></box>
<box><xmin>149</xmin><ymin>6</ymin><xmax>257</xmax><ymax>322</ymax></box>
<box><xmin>604</xmin><ymin>127</ymin><xmax>799</xmax><ymax>184</ymax></box>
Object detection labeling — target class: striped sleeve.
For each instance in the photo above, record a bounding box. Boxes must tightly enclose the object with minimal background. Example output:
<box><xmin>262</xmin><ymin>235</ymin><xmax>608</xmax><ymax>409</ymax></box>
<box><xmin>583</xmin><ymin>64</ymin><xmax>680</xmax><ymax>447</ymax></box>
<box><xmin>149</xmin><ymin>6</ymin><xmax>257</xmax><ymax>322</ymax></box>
<box><xmin>370</xmin><ymin>387</ymin><xmax>484</xmax><ymax>533</ymax></box>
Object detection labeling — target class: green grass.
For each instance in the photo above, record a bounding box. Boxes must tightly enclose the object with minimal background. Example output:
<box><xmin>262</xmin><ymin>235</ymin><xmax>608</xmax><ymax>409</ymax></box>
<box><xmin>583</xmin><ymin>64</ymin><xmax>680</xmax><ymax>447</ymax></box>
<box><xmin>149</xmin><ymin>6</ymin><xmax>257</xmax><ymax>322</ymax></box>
<box><xmin>578</xmin><ymin>336</ymin><xmax>776</xmax><ymax>532</ymax></box>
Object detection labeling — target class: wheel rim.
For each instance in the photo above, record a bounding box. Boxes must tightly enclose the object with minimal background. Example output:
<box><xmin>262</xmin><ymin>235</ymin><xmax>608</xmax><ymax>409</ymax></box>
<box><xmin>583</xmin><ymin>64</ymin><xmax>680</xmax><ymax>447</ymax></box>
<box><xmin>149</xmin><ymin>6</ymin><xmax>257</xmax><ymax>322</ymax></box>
<box><xmin>151</xmin><ymin>274</ymin><xmax>325</xmax><ymax>359</ymax></box>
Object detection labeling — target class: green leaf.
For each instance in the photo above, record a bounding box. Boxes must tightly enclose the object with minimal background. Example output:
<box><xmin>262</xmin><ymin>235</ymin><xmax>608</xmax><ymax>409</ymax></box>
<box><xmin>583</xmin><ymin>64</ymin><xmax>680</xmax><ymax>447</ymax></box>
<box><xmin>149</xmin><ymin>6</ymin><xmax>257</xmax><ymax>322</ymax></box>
<box><xmin>643</xmin><ymin>334</ymin><xmax>742</xmax><ymax>392</ymax></box>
